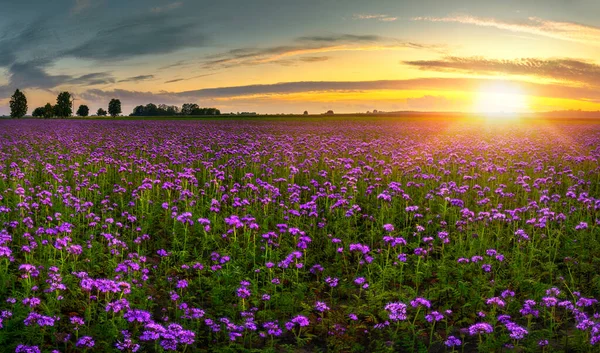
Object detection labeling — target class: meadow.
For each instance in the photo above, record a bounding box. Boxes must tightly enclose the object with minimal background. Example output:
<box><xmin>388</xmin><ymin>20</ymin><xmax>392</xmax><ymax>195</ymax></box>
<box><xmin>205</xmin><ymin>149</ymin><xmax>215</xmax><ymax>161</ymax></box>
<box><xmin>0</xmin><ymin>116</ymin><xmax>599</xmax><ymax>352</ymax></box>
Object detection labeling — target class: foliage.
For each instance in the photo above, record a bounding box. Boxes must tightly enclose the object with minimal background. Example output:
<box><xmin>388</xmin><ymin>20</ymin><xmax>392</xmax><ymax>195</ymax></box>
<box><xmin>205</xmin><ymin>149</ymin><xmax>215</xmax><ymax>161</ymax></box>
<box><xmin>132</xmin><ymin>103</ymin><xmax>219</xmax><ymax>116</ymax></box>
<box><xmin>97</xmin><ymin>108</ymin><xmax>107</xmax><ymax>116</ymax></box>
<box><xmin>54</xmin><ymin>92</ymin><xmax>72</xmax><ymax>118</ymax></box>
<box><xmin>108</xmin><ymin>99</ymin><xmax>122</xmax><ymax>117</ymax></box>
<box><xmin>31</xmin><ymin>107</ymin><xmax>45</xmax><ymax>118</ymax></box>
<box><xmin>43</xmin><ymin>103</ymin><xmax>54</xmax><ymax>119</ymax></box>
<box><xmin>76</xmin><ymin>105</ymin><xmax>90</xmax><ymax>117</ymax></box>
<box><xmin>9</xmin><ymin>89</ymin><xmax>27</xmax><ymax>118</ymax></box>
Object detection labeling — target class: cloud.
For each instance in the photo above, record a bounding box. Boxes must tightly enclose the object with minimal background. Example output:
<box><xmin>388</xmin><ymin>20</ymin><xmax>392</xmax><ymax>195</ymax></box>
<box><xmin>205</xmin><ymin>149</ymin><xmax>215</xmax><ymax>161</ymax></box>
<box><xmin>163</xmin><ymin>73</ymin><xmax>215</xmax><ymax>84</ymax></box>
<box><xmin>296</xmin><ymin>34</ymin><xmax>382</xmax><ymax>42</ymax></box>
<box><xmin>405</xmin><ymin>95</ymin><xmax>459</xmax><ymax>110</ymax></box>
<box><xmin>68</xmin><ymin>72</ymin><xmax>115</xmax><ymax>85</ymax></box>
<box><xmin>353</xmin><ymin>14</ymin><xmax>397</xmax><ymax>22</ymax></box>
<box><xmin>151</xmin><ymin>1</ymin><xmax>184</xmax><ymax>13</ymax></box>
<box><xmin>0</xmin><ymin>18</ymin><xmax>56</xmax><ymax>67</ymax></box>
<box><xmin>71</xmin><ymin>77</ymin><xmax>600</xmax><ymax>115</ymax></box>
<box><xmin>0</xmin><ymin>59</ymin><xmax>115</xmax><ymax>99</ymax></box>
<box><xmin>78</xmin><ymin>77</ymin><xmax>600</xmax><ymax>101</ymax></box>
<box><xmin>413</xmin><ymin>15</ymin><xmax>600</xmax><ymax>46</ymax></box>
<box><xmin>202</xmin><ymin>34</ymin><xmax>435</xmax><ymax>69</ymax></box>
<box><xmin>118</xmin><ymin>75</ymin><xmax>154</xmax><ymax>83</ymax></box>
<box><xmin>299</xmin><ymin>56</ymin><xmax>330</xmax><ymax>62</ymax></box>
<box><xmin>65</xmin><ymin>12</ymin><xmax>207</xmax><ymax>60</ymax></box>
<box><xmin>404</xmin><ymin>57</ymin><xmax>600</xmax><ymax>86</ymax></box>
<box><xmin>71</xmin><ymin>0</ymin><xmax>93</xmax><ymax>15</ymax></box>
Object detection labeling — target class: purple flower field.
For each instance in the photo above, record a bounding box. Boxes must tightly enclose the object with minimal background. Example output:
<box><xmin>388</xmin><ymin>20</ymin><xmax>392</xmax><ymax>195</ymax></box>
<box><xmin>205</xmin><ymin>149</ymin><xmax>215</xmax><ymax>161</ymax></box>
<box><xmin>0</xmin><ymin>117</ymin><xmax>599</xmax><ymax>352</ymax></box>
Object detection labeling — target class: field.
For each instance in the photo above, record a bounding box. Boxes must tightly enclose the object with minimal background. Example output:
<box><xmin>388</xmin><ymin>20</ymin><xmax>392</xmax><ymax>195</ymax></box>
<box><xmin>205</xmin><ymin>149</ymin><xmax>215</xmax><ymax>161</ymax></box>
<box><xmin>0</xmin><ymin>116</ymin><xmax>599</xmax><ymax>352</ymax></box>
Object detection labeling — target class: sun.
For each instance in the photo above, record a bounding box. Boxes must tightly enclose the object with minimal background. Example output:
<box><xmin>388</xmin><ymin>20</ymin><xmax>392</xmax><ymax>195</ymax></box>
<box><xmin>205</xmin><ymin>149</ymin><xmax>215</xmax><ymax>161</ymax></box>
<box><xmin>472</xmin><ymin>82</ymin><xmax>530</xmax><ymax>118</ymax></box>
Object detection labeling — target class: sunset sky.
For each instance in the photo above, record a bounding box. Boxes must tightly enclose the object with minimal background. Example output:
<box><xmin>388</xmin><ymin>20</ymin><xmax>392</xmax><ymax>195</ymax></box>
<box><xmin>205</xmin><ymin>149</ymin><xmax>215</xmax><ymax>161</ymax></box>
<box><xmin>1</xmin><ymin>0</ymin><xmax>600</xmax><ymax>115</ymax></box>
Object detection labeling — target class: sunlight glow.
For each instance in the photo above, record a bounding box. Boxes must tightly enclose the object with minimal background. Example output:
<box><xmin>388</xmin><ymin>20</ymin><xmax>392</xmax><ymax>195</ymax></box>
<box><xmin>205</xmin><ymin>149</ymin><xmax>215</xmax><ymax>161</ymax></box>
<box><xmin>472</xmin><ymin>82</ymin><xmax>530</xmax><ymax>117</ymax></box>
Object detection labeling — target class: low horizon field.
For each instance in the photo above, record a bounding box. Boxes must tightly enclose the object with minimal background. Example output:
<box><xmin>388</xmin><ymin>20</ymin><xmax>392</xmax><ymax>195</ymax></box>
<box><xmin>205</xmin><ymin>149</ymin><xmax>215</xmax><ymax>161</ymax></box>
<box><xmin>0</xmin><ymin>117</ymin><xmax>599</xmax><ymax>352</ymax></box>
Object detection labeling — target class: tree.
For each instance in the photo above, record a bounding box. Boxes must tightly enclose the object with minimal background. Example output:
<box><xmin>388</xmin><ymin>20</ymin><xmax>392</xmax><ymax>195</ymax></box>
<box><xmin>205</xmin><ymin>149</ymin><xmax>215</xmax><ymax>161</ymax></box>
<box><xmin>9</xmin><ymin>89</ymin><xmax>27</xmax><ymax>118</ymax></box>
<box><xmin>55</xmin><ymin>92</ymin><xmax>72</xmax><ymax>118</ymax></box>
<box><xmin>76</xmin><ymin>105</ymin><xmax>89</xmax><ymax>117</ymax></box>
<box><xmin>303</xmin><ymin>111</ymin><xmax>308</xmax><ymax>115</ymax></box>
<box><xmin>181</xmin><ymin>103</ymin><xmax>199</xmax><ymax>116</ymax></box>
<box><xmin>43</xmin><ymin>103</ymin><xmax>54</xmax><ymax>119</ymax></box>
<box><xmin>32</xmin><ymin>107</ymin><xmax>44</xmax><ymax>118</ymax></box>
<box><xmin>108</xmin><ymin>99</ymin><xmax>122</xmax><ymax>117</ymax></box>
<box><xmin>97</xmin><ymin>108</ymin><xmax>107</xmax><ymax>116</ymax></box>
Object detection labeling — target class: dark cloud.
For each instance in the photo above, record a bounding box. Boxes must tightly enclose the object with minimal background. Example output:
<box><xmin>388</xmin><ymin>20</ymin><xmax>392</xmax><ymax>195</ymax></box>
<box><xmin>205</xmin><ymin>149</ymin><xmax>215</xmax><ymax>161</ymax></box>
<box><xmin>69</xmin><ymin>72</ymin><xmax>115</xmax><ymax>85</ymax></box>
<box><xmin>164</xmin><ymin>78</ymin><xmax>184</xmax><ymax>84</ymax></box>
<box><xmin>80</xmin><ymin>77</ymin><xmax>600</xmax><ymax>103</ymax></box>
<box><xmin>0</xmin><ymin>60</ymin><xmax>114</xmax><ymax>99</ymax></box>
<box><xmin>65</xmin><ymin>12</ymin><xmax>207</xmax><ymax>61</ymax></box>
<box><xmin>164</xmin><ymin>73</ymin><xmax>214</xmax><ymax>84</ymax></box>
<box><xmin>0</xmin><ymin>17</ymin><xmax>58</xmax><ymax>67</ymax></box>
<box><xmin>404</xmin><ymin>57</ymin><xmax>600</xmax><ymax>86</ymax></box>
<box><xmin>118</xmin><ymin>75</ymin><xmax>154</xmax><ymax>83</ymax></box>
<box><xmin>296</xmin><ymin>34</ymin><xmax>382</xmax><ymax>42</ymax></box>
<box><xmin>299</xmin><ymin>56</ymin><xmax>330</xmax><ymax>62</ymax></box>
<box><xmin>202</xmin><ymin>34</ymin><xmax>423</xmax><ymax>69</ymax></box>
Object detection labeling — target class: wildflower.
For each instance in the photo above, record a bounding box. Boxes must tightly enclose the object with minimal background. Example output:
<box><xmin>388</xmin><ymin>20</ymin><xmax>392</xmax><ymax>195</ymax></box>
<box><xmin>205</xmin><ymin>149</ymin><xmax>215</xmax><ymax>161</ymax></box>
<box><xmin>468</xmin><ymin>322</ymin><xmax>493</xmax><ymax>335</ymax></box>
<box><xmin>76</xmin><ymin>336</ymin><xmax>95</xmax><ymax>348</ymax></box>
<box><xmin>445</xmin><ymin>336</ymin><xmax>461</xmax><ymax>347</ymax></box>
<box><xmin>314</xmin><ymin>301</ymin><xmax>330</xmax><ymax>312</ymax></box>
<box><xmin>385</xmin><ymin>302</ymin><xmax>407</xmax><ymax>321</ymax></box>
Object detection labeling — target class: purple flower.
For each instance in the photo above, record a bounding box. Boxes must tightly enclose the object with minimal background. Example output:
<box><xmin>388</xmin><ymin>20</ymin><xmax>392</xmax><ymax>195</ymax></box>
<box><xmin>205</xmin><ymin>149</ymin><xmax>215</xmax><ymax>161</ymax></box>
<box><xmin>468</xmin><ymin>322</ymin><xmax>493</xmax><ymax>335</ymax></box>
<box><xmin>445</xmin><ymin>336</ymin><xmax>461</xmax><ymax>347</ymax></box>
<box><xmin>236</xmin><ymin>287</ymin><xmax>251</xmax><ymax>299</ymax></box>
<box><xmin>76</xmin><ymin>336</ymin><xmax>95</xmax><ymax>348</ymax></box>
<box><xmin>124</xmin><ymin>309</ymin><xmax>152</xmax><ymax>324</ymax></box>
<box><xmin>325</xmin><ymin>277</ymin><xmax>338</xmax><ymax>288</ymax></box>
<box><xmin>314</xmin><ymin>301</ymin><xmax>330</xmax><ymax>312</ymax></box>
<box><xmin>15</xmin><ymin>345</ymin><xmax>41</xmax><ymax>353</ymax></box>
<box><xmin>385</xmin><ymin>302</ymin><xmax>407</xmax><ymax>321</ymax></box>
<box><xmin>425</xmin><ymin>311</ymin><xmax>444</xmax><ymax>322</ymax></box>
<box><xmin>410</xmin><ymin>297</ymin><xmax>431</xmax><ymax>308</ymax></box>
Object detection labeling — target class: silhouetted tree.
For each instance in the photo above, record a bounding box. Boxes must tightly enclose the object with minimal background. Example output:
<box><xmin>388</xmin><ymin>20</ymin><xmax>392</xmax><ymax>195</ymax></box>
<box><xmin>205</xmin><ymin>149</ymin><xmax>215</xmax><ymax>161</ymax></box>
<box><xmin>32</xmin><ymin>107</ymin><xmax>44</xmax><ymax>118</ymax></box>
<box><xmin>97</xmin><ymin>108</ymin><xmax>107</xmax><ymax>116</ymax></box>
<box><xmin>55</xmin><ymin>92</ymin><xmax>72</xmax><ymax>118</ymax></box>
<box><xmin>43</xmin><ymin>103</ymin><xmax>54</xmax><ymax>119</ymax></box>
<box><xmin>9</xmin><ymin>89</ymin><xmax>27</xmax><ymax>118</ymax></box>
<box><xmin>303</xmin><ymin>111</ymin><xmax>308</xmax><ymax>115</ymax></box>
<box><xmin>76</xmin><ymin>105</ymin><xmax>89</xmax><ymax>117</ymax></box>
<box><xmin>181</xmin><ymin>103</ymin><xmax>199</xmax><ymax>115</ymax></box>
<box><xmin>108</xmin><ymin>99</ymin><xmax>121</xmax><ymax>117</ymax></box>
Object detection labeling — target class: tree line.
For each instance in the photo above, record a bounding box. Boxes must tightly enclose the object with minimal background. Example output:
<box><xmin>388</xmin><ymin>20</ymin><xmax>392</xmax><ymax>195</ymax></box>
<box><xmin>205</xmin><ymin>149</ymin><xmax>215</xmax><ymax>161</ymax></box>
<box><xmin>8</xmin><ymin>89</ymin><xmax>219</xmax><ymax>118</ymax></box>
<box><xmin>130</xmin><ymin>103</ymin><xmax>220</xmax><ymax>116</ymax></box>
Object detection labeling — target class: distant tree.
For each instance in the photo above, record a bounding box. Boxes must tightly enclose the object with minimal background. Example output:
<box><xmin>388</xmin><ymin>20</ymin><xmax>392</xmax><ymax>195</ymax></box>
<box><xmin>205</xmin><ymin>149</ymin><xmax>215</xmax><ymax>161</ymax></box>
<box><xmin>131</xmin><ymin>105</ymin><xmax>145</xmax><ymax>116</ymax></box>
<box><xmin>76</xmin><ymin>105</ymin><xmax>89</xmax><ymax>117</ymax></box>
<box><xmin>325</xmin><ymin>110</ymin><xmax>334</xmax><ymax>115</ymax></box>
<box><xmin>166</xmin><ymin>105</ymin><xmax>179</xmax><ymax>115</ymax></box>
<box><xmin>108</xmin><ymin>99</ymin><xmax>122</xmax><ymax>117</ymax></box>
<box><xmin>32</xmin><ymin>107</ymin><xmax>45</xmax><ymax>118</ymax></box>
<box><xmin>43</xmin><ymin>103</ymin><xmax>54</xmax><ymax>119</ymax></box>
<box><xmin>9</xmin><ymin>89</ymin><xmax>27</xmax><ymax>118</ymax></box>
<box><xmin>181</xmin><ymin>103</ymin><xmax>199</xmax><ymax>116</ymax></box>
<box><xmin>54</xmin><ymin>92</ymin><xmax>72</xmax><ymax>118</ymax></box>
<box><xmin>97</xmin><ymin>108</ymin><xmax>107</xmax><ymax>116</ymax></box>
<box><xmin>303</xmin><ymin>111</ymin><xmax>308</xmax><ymax>115</ymax></box>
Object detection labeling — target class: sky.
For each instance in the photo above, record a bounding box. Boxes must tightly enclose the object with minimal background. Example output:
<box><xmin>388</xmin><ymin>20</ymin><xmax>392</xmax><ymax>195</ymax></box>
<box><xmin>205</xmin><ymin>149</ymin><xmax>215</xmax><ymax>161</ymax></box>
<box><xmin>1</xmin><ymin>0</ymin><xmax>600</xmax><ymax>115</ymax></box>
